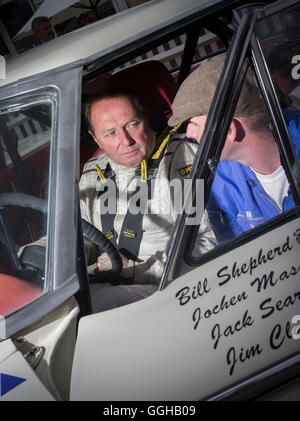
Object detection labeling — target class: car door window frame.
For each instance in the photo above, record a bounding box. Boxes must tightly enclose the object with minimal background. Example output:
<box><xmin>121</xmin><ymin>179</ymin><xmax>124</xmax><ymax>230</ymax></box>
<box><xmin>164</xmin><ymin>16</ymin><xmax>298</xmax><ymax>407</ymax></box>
<box><xmin>251</xmin><ymin>3</ymin><xmax>300</xmax><ymax>202</ymax></box>
<box><xmin>159</xmin><ymin>1</ymin><xmax>300</xmax><ymax>288</ymax></box>
<box><xmin>159</xmin><ymin>10</ymin><xmax>259</xmax><ymax>287</ymax></box>
<box><xmin>0</xmin><ymin>63</ymin><xmax>82</xmax><ymax>339</ymax></box>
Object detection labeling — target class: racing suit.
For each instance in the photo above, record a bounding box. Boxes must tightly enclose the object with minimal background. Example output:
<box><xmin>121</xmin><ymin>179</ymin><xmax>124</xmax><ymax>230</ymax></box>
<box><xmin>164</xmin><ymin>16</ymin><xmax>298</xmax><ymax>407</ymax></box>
<box><xmin>79</xmin><ymin>135</ymin><xmax>216</xmax><ymax>310</ymax></box>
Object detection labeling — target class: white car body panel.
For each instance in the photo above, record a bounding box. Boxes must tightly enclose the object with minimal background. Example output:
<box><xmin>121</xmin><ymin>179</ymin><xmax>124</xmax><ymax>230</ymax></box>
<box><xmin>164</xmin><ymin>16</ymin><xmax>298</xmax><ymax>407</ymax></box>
<box><xmin>0</xmin><ymin>345</ymin><xmax>54</xmax><ymax>400</ymax></box>
<box><xmin>0</xmin><ymin>298</ymin><xmax>79</xmax><ymax>401</ymax></box>
<box><xmin>71</xmin><ymin>217</ymin><xmax>300</xmax><ymax>400</ymax></box>
<box><xmin>0</xmin><ymin>337</ymin><xmax>16</xmax><ymax>362</ymax></box>
<box><xmin>0</xmin><ymin>0</ymin><xmax>209</xmax><ymax>87</ymax></box>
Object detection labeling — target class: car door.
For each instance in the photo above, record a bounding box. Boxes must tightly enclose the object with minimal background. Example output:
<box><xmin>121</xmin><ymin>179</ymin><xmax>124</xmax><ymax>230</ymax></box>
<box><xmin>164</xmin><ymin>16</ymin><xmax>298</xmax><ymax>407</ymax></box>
<box><xmin>0</xmin><ymin>63</ymin><xmax>82</xmax><ymax>400</ymax></box>
<box><xmin>70</xmin><ymin>0</ymin><xmax>300</xmax><ymax>401</ymax></box>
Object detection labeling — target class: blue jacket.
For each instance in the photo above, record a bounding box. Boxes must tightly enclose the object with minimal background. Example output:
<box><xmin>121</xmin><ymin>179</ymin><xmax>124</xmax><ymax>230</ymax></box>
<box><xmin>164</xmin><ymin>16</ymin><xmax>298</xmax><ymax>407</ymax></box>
<box><xmin>207</xmin><ymin>109</ymin><xmax>300</xmax><ymax>243</ymax></box>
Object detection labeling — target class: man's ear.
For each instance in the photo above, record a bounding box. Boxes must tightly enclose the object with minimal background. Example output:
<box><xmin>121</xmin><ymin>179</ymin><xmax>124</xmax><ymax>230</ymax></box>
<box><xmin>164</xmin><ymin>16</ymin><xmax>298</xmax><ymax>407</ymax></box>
<box><xmin>88</xmin><ymin>130</ymin><xmax>101</xmax><ymax>147</ymax></box>
<box><xmin>227</xmin><ymin>118</ymin><xmax>246</xmax><ymax>143</ymax></box>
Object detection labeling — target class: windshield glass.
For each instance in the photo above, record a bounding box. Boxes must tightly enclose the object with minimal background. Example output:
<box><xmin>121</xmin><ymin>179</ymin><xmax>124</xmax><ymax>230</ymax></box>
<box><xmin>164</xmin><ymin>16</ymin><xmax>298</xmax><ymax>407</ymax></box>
<box><xmin>0</xmin><ymin>97</ymin><xmax>54</xmax><ymax>317</ymax></box>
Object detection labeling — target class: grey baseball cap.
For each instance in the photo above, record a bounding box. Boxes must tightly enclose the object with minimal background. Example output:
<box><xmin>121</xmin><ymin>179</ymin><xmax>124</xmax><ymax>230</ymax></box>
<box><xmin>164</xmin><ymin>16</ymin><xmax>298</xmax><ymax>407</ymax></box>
<box><xmin>168</xmin><ymin>54</ymin><xmax>264</xmax><ymax>126</ymax></box>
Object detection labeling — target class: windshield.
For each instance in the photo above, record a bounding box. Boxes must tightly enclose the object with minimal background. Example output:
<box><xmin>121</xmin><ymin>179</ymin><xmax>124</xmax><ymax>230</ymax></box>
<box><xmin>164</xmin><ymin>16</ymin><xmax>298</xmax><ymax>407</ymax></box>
<box><xmin>0</xmin><ymin>96</ymin><xmax>54</xmax><ymax>318</ymax></box>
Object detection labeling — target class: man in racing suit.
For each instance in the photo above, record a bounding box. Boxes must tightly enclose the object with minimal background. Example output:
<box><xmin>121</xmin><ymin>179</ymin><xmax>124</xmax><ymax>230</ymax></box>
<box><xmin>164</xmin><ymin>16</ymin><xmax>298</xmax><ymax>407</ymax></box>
<box><xmin>80</xmin><ymin>89</ymin><xmax>216</xmax><ymax>311</ymax></box>
<box><xmin>168</xmin><ymin>55</ymin><xmax>300</xmax><ymax>243</ymax></box>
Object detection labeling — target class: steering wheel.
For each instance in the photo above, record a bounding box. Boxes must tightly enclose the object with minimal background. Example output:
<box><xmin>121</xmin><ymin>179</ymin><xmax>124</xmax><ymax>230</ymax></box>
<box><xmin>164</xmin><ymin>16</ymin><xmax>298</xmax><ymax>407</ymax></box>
<box><xmin>0</xmin><ymin>192</ymin><xmax>123</xmax><ymax>278</ymax></box>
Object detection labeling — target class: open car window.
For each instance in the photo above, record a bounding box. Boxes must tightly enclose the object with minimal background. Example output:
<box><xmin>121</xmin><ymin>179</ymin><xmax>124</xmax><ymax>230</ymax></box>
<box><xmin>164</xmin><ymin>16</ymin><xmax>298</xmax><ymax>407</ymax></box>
<box><xmin>190</xmin><ymin>63</ymin><xmax>299</xmax><ymax>258</ymax></box>
<box><xmin>184</xmin><ymin>3</ymin><xmax>300</xmax><ymax>265</ymax></box>
<box><xmin>80</xmin><ymin>18</ymin><xmax>230</xmax><ymax>282</ymax></box>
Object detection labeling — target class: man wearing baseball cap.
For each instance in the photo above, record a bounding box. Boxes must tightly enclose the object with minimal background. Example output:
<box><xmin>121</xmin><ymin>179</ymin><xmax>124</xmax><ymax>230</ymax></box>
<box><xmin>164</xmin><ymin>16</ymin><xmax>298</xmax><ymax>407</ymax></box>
<box><xmin>168</xmin><ymin>54</ymin><xmax>300</xmax><ymax>243</ymax></box>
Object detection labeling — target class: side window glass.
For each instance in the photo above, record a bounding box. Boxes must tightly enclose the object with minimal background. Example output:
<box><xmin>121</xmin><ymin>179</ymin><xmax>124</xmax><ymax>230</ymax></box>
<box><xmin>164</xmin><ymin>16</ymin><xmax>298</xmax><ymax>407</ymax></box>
<box><xmin>190</xmin><ymin>5</ymin><xmax>300</xmax><ymax>260</ymax></box>
<box><xmin>255</xmin><ymin>4</ymin><xmax>300</xmax><ymax>113</ymax></box>
<box><xmin>211</xmin><ymin>66</ymin><xmax>296</xmax><ymax>242</ymax></box>
<box><xmin>190</xmin><ymin>62</ymin><xmax>297</xmax><ymax>258</ymax></box>
<box><xmin>254</xmin><ymin>4</ymin><xmax>300</xmax><ymax>165</ymax></box>
<box><xmin>0</xmin><ymin>97</ymin><xmax>53</xmax><ymax>318</ymax></box>
<box><xmin>2</xmin><ymin>106</ymin><xmax>51</xmax><ymax>162</ymax></box>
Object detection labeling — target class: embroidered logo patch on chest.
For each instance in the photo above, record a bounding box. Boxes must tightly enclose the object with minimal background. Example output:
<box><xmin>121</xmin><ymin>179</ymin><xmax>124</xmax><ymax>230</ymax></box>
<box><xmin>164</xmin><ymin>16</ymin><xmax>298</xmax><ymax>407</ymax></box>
<box><xmin>178</xmin><ymin>165</ymin><xmax>193</xmax><ymax>177</ymax></box>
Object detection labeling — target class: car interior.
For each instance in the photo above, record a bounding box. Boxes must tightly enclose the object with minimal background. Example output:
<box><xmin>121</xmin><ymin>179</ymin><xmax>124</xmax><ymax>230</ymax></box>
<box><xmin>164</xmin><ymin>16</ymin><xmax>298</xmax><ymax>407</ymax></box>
<box><xmin>0</xmin><ymin>58</ymin><xmax>185</xmax><ymax>316</ymax></box>
<box><xmin>81</xmin><ymin>60</ymin><xmax>180</xmax><ymax>167</ymax></box>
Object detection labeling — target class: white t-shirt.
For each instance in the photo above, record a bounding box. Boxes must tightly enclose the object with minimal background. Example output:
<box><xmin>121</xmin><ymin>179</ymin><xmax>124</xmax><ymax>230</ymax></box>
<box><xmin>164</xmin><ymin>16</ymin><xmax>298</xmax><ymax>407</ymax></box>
<box><xmin>251</xmin><ymin>165</ymin><xmax>289</xmax><ymax>211</ymax></box>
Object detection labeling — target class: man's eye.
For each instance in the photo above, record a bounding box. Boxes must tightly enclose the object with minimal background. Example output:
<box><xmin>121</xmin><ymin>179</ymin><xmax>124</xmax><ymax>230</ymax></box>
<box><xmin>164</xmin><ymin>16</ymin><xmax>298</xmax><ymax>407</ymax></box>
<box><xmin>105</xmin><ymin>131</ymin><xmax>115</xmax><ymax>138</ymax></box>
<box><xmin>128</xmin><ymin>121</ymin><xmax>140</xmax><ymax>129</ymax></box>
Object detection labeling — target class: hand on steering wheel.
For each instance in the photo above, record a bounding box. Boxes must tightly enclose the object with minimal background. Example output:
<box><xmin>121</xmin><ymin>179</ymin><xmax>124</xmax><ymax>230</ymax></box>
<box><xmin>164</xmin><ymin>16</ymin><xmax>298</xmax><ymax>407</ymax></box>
<box><xmin>0</xmin><ymin>193</ymin><xmax>123</xmax><ymax>279</ymax></box>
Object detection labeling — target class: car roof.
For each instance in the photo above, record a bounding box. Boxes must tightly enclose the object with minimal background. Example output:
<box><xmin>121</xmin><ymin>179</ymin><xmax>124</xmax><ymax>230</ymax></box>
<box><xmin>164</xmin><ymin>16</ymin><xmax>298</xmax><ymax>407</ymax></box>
<box><xmin>1</xmin><ymin>0</ymin><xmax>239</xmax><ymax>88</ymax></box>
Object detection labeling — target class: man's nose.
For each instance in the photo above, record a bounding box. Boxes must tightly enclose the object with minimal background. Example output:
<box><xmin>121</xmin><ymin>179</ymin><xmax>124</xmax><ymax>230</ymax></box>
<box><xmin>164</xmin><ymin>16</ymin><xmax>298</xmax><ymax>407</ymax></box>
<box><xmin>120</xmin><ymin>129</ymin><xmax>134</xmax><ymax>146</ymax></box>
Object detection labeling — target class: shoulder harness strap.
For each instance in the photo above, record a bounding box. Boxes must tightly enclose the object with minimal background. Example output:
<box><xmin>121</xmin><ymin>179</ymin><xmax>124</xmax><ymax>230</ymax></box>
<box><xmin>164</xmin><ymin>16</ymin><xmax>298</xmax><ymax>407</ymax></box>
<box><xmin>96</xmin><ymin>123</ymin><xmax>182</xmax><ymax>261</ymax></box>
